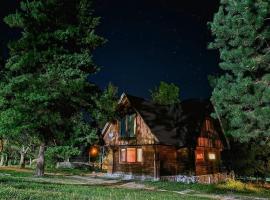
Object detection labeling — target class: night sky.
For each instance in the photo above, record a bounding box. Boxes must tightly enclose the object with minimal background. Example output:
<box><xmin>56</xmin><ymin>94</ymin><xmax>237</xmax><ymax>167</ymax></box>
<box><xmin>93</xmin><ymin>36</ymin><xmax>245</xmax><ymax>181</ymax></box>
<box><xmin>0</xmin><ymin>0</ymin><xmax>221</xmax><ymax>100</ymax></box>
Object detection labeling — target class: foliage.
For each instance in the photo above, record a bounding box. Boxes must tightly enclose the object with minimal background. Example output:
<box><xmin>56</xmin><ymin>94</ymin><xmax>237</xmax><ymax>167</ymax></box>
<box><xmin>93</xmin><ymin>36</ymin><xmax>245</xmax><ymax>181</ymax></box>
<box><xmin>150</xmin><ymin>81</ymin><xmax>180</xmax><ymax>105</ymax></box>
<box><xmin>66</xmin><ymin>83</ymin><xmax>118</xmax><ymax>147</ymax></box>
<box><xmin>69</xmin><ymin>112</ymin><xmax>98</xmax><ymax>146</ymax></box>
<box><xmin>94</xmin><ymin>83</ymin><xmax>119</xmax><ymax>128</ymax></box>
<box><xmin>209</xmin><ymin>0</ymin><xmax>270</xmax><ymax>178</ymax></box>
<box><xmin>222</xmin><ymin>138</ymin><xmax>270</xmax><ymax>178</ymax></box>
<box><xmin>217</xmin><ymin>179</ymin><xmax>260</xmax><ymax>193</ymax></box>
<box><xmin>0</xmin><ymin>0</ymin><xmax>105</xmax><ymax>172</ymax></box>
<box><xmin>45</xmin><ymin>146</ymin><xmax>80</xmax><ymax>168</ymax></box>
<box><xmin>208</xmin><ymin>0</ymin><xmax>270</xmax><ymax>142</ymax></box>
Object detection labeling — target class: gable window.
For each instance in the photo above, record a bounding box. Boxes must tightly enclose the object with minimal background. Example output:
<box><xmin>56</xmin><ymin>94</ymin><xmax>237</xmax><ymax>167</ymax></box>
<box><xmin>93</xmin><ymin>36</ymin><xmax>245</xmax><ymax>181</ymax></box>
<box><xmin>120</xmin><ymin>147</ymin><xmax>143</xmax><ymax>163</ymax></box>
<box><xmin>120</xmin><ymin>114</ymin><xmax>136</xmax><ymax>138</ymax></box>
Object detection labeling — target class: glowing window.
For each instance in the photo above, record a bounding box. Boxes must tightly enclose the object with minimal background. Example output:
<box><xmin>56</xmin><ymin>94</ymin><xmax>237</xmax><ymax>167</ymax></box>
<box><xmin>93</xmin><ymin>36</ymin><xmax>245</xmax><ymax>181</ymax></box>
<box><xmin>137</xmin><ymin>148</ymin><xmax>142</xmax><ymax>162</ymax></box>
<box><xmin>120</xmin><ymin>149</ymin><xmax>126</xmax><ymax>162</ymax></box>
<box><xmin>196</xmin><ymin>151</ymin><xmax>204</xmax><ymax>161</ymax></box>
<box><xmin>127</xmin><ymin>148</ymin><xmax>136</xmax><ymax>163</ymax></box>
<box><xmin>208</xmin><ymin>153</ymin><xmax>216</xmax><ymax>160</ymax></box>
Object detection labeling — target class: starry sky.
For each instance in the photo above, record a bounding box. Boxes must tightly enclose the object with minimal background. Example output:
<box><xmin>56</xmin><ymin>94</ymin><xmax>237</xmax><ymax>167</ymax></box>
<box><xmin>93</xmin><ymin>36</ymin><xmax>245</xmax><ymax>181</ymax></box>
<box><xmin>0</xmin><ymin>0</ymin><xmax>221</xmax><ymax>100</ymax></box>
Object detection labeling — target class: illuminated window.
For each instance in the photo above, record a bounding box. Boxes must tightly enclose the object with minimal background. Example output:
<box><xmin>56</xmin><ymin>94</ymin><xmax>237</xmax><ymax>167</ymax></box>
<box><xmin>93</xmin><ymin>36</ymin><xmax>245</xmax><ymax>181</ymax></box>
<box><xmin>137</xmin><ymin>148</ymin><xmax>143</xmax><ymax>162</ymax></box>
<box><xmin>127</xmin><ymin>148</ymin><xmax>136</xmax><ymax>162</ymax></box>
<box><xmin>196</xmin><ymin>151</ymin><xmax>204</xmax><ymax>161</ymax></box>
<box><xmin>208</xmin><ymin>153</ymin><xmax>216</xmax><ymax>160</ymax></box>
<box><xmin>120</xmin><ymin>147</ymin><xmax>142</xmax><ymax>163</ymax></box>
<box><xmin>120</xmin><ymin>149</ymin><xmax>126</xmax><ymax>162</ymax></box>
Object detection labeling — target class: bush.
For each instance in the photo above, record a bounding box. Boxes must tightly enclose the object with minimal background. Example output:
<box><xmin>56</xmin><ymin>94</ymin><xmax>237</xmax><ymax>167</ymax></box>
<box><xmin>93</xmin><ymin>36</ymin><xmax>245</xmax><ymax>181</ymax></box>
<box><xmin>45</xmin><ymin>146</ymin><xmax>80</xmax><ymax>168</ymax></box>
<box><xmin>217</xmin><ymin>179</ymin><xmax>260</xmax><ymax>193</ymax></box>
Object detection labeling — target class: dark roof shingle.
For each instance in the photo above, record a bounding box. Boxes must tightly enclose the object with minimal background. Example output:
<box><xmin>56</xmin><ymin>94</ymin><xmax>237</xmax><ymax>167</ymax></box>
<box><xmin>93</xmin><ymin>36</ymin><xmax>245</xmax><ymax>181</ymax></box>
<box><xmin>125</xmin><ymin>94</ymin><xmax>225</xmax><ymax>147</ymax></box>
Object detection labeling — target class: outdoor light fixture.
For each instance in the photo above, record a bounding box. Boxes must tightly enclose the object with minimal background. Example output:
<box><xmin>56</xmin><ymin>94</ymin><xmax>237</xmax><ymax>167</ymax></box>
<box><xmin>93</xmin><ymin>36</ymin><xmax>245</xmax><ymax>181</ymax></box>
<box><xmin>89</xmin><ymin>146</ymin><xmax>99</xmax><ymax>157</ymax></box>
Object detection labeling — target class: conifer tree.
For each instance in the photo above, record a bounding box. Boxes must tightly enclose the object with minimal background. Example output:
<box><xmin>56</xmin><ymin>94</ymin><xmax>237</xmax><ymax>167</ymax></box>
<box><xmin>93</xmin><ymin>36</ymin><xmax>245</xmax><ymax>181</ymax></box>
<box><xmin>209</xmin><ymin>0</ymin><xmax>270</xmax><ymax>143</ymax></box>
<box><xmin>0</xmin><ymin>0</ymin><xmax>105</xmax><ymax>176</ymax></box>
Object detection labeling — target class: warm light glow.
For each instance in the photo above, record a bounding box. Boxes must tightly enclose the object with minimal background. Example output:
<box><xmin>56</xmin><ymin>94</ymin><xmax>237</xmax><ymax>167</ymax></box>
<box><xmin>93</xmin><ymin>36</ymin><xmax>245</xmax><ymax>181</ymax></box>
<box><xmin>208</xmin><ymin>153</ymin><xmax>216</xmax><ymax>160</ymax></box>
<box><xmin>127</xmin><ymin>148</ymin><xmax>136</xmax><ymax>162</ymax></box>
<box><xmin>120</xmin><ymin>148</ymin><xmax>126</xmax><ymax>162</ymax></box>
<box><xmin>137</xmin><ymin>148</ymin><xmax>142</xmax><ymax>162</ymax></box>
<box><xmin>196</xmin><ymin>152</ymin><xmax>204</xmax><ymax>161</ymax></box>
<box><xmin>89</xmin><ymin>146</ymin><xmax>99</xmax><ymax>157</ymax></box>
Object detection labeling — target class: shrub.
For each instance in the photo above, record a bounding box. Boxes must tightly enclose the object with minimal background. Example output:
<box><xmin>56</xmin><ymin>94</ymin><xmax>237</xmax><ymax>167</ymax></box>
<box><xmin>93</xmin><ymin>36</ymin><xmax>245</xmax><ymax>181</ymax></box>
<box><xmin>217</xmin><ymin>179</ymin><xmax>260</xmax><ymax>193</ymax></box>
<box><xmin>45</xmin><ymin>146</ymin><xmax>80</xmax><ymax>168</ymax></box>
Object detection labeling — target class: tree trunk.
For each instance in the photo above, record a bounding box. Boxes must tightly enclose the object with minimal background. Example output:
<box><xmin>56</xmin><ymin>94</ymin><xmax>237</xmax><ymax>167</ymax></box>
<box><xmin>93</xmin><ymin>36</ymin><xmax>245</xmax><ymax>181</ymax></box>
<box><xmin>0</xmin><ymin>154</ymin><xmax>4</xmax><ymax>166</ymax></box>
<box><xmin>5</xmin><ymin>154</ymin><xmax>9</xmax><ymax>166</ymax></box>
<box><xmin>20</xmin><ymin>153</ymin><xmax>26</xmax><ymax>169</ymax></box>
<box><xmin>35</xmin><ymin>143</ymin><xmax>45</xmax><ymax>177</ymax></box>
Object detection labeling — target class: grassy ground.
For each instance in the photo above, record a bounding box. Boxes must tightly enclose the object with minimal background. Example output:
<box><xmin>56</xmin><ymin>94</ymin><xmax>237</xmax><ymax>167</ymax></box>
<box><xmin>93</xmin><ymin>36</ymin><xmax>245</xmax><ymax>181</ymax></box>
<box><xmin>144</xmin><ymin>179</ymin><xmax>270</xmax><ymax>199</ymax></box>
<box><xmin>0</xmin><ymin>168</ymin><xmax>209</xmax><ymax>200</ymax></box>
<box><xmin>0</xmin><ymin>177</ymin><xmax>209</xmax><ymax>200</ymax></box>
<box><xmin>1</xmin><ymin>167</ymin><xmax>269</xmax><ymax>200</ymax></box>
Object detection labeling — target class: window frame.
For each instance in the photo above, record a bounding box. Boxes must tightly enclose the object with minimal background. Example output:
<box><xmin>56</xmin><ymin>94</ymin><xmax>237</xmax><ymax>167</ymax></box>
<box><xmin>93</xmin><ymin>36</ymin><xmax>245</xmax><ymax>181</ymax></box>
<box><xmin>119</xmin><ymin>114</ymin><xmax>137</xmax><ymax>138</ymax></box>
<box><xmin>119</xmin><ymin>146</ymin><xmax>143</xmax><ymax>164</ymax></box>
<box><xmin>196</xmin><ymin>150</ymin><xmax>205</xmax><ymax>162</ymax></box>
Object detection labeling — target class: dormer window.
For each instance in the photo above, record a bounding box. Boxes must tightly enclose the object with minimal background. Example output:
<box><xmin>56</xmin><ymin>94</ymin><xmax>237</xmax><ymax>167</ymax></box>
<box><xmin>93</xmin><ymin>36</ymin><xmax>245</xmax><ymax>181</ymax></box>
<box><xmin>120</xmin><ymin>114</ymin><xmax>136</xmax><ymax>138</ymax></box>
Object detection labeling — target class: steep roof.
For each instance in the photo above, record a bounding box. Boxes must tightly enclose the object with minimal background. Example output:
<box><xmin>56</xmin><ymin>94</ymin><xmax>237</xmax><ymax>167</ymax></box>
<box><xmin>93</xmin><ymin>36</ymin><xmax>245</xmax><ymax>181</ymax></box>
<box><xmin>124</xmin><ymin>94</ymin><xmax>226</xmax><ymax>147</ymax></box>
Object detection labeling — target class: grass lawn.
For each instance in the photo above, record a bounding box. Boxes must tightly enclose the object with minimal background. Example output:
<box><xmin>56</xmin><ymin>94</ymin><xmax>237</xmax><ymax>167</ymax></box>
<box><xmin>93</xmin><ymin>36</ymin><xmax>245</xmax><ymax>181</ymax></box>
<box><xmin>144</xmin><ymin>179</ymin><xmax>270</xmax><ymax>199</ymax></box>
<box><xmin>0</xmin><ymin>168</ymin><xmax>209</xmax><ymax>200</ymax></box>
<box><xmin>1</xmin><ymin>168</ymin><xmax>269</xmax><ymax>200</ymax></box>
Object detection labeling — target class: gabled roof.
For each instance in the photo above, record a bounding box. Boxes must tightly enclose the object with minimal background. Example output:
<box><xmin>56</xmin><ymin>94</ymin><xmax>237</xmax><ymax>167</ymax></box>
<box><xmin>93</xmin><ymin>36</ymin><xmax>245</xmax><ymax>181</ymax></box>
<box><xmin>123</xmin><ymin>93</ymin><xmax>227</xmax><ymax>147</ymax></box>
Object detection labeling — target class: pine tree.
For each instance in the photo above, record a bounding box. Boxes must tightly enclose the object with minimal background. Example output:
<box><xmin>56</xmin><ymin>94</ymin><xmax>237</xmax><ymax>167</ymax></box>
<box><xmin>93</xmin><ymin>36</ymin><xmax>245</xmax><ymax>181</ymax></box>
<box><xmin>209</xmin><ymin>0</ymin><xmax>270</xmax><ymax>143</ymax></box>
<box><xmin>0</xmin><ymin>0</ymin><xmax>105</xmax><ymax>176</ymax></box>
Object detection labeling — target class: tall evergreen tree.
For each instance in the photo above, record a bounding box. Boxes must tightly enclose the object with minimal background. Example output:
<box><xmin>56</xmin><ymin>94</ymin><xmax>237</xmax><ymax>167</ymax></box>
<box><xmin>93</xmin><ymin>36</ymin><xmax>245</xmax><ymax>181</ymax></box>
<box><xmin>209</xmin><ymin>0</ymin><xmax>270</xmax><ymax>143</ymax></box>
<box><xmin>0</xmin><ymin>0</ymin><xmax>105</xmax><ymax>176</ymax></box>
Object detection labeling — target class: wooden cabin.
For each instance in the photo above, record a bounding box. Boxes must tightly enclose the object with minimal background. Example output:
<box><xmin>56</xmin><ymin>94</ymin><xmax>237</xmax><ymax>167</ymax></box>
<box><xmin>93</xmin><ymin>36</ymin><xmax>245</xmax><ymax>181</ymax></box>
<box><xmin>102</xmin><ymin>93</ymin><xmax>228</xmax><ymax>179</ymax></box>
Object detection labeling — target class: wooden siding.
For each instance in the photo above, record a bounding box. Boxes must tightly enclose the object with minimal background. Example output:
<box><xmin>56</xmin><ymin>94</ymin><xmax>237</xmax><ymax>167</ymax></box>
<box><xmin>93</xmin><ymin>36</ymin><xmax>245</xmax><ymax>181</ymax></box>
<box><xmin>194</xmin><ymin>118</ymin><xmax>223</xmax><ymax>175</ymax></box>
<box><xmin>158</xmin><ymin>146</ymin><xmax>194</xmax><ymax>176</ymax></box>
<box><xmin>102</xmin><ymin>95</ymin><xmax>226</xmax><ymax>177</ymax></box>
<box><xmin>112</xmin><ymin>145</ymin><xmax>156</xmax><ymax>177</ymax></box>
<box><xmin>195</xmin><ymin>147</ymin><xmax>221</xmax><ymax>175</ymax></box>
<box><xmin>103</xmin><ymin>113</ymin><xmax>157</xmax><ymax>146</ymax></box>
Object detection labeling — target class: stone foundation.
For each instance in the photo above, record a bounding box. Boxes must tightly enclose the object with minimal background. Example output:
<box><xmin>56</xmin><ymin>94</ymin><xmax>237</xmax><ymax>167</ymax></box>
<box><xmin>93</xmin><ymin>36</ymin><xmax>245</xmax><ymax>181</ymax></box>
<box><xmin>105</xmin><ymin>172</ymin><xmax>234</xmax><ymax>184</ymax></box>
